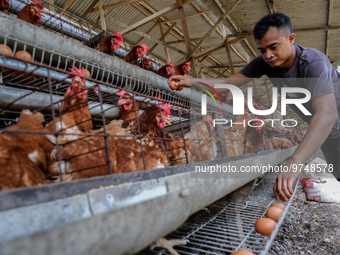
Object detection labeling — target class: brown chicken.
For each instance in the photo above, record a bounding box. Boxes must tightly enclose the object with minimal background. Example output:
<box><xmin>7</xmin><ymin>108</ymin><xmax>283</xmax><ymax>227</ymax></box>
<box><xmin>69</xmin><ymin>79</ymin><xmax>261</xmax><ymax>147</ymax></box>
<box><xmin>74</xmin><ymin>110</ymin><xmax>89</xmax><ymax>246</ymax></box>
<box><xmin>95</xmin><ymin>32</ymin><xmax>123</xmax><ymax>56</ymax></box>
<box><xmin>46</xmin><ymin>66</ymin><xmax>92</xmax><ymax>142</ymax></box>
<box><xmin>128</xmin><ymin>103</ymin><xmax>172</xmax><ymax>150</ymax></box>
<box><xmin>6</xmin><ymin>109</ymin><xmax>55</xmax><ymax>168</ymax></box>
<box><xmin>124</xmin><ymin>44</ymin><xmax>148</xmax><ymax>65</ymax></box>
<box><xmin>165</xmin><ymin>132</ymin><xmax>191</xmax><ymax>166</ymax></box>
<box><xmin>0</xmin><ymin>109</ymin><xmax>55</xmax><ymax>190</ymax></box>
<box><xmin>156</xmin><ymin>62</ymin><xmax>175</xmax><ymax>78</ymax></box>
<box><xmin>48</xmin><ymin>137</ymin><xmax>168</xmax><ymax>182</ymax></box>
<box><xmin>117</xmin><ymin>90</ymin><xmax>139</xmax><ymax>123</ymax></box>
<box><xmin>174</xmin><ymin>62</ymin><xmax>191</xmax><ymax>75</ymax></box>
<box><xmin>138</xmin><ymin>58</ymin><xmax>151</xmax><ymax>71</ymax></box>
<box><xmin>224</xmin><ymin>114</ymin><xmax>248</xmax><ymax>157</ymax></box>
<box><xmin>17</xmin><ymin>0</ymin><xmax>45</xmax><ymax>27</ymax></box>
<box><xmin>243</xmin><ymin>124</ymin><xmax>265</xmax><ymax>154</ymax></box>
<box><xmin>0</xmin><ymin>0</ymin><xmax>9</xmax><ymax>14</ymax></box>
<box><xmin>184</xmin><ymin>114</ymin><xmax>221</xmax><ymax>162</ymax></box>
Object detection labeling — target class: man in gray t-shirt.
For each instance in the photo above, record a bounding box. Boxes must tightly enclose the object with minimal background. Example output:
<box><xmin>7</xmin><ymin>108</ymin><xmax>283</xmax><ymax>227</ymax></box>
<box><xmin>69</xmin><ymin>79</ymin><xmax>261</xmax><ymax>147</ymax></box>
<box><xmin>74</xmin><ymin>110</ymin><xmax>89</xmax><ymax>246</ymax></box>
<box><xmin>169</xmin><ymin>13</ymin><xmax>340</xmax><ymax>201</ymax></box>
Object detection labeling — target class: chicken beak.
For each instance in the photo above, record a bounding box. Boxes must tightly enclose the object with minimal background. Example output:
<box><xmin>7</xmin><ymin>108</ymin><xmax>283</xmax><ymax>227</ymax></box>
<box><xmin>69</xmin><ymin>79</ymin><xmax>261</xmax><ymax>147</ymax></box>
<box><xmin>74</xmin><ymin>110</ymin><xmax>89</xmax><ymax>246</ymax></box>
<box><xmin>117</xmin><ymin>98</ymin><xmax>125</xmax><ymax>106</ymax></box>
<box><xmin>165</xmin><ymin>117</ymin><xmax>171</xmax><ymax>126</ymax></box>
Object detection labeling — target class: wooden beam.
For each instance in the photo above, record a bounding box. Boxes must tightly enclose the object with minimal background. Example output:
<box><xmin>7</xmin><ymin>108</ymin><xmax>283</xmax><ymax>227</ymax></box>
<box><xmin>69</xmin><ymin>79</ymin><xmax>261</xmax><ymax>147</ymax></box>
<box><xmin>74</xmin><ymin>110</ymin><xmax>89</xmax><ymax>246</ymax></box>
<box><xmin>81</xmin><ymin>0</ymin><xmax>98</xmax><ymax>19</ymax></box>
<box><xmin>185</xmin><ymin>0</ymin><xmax>242</xmax><ymax>62</ymax></box>
<box><xmin>63</xmin><ymin>0</ymin><xmax>75</xmax><ymax>10</ymax></box>
<box><xmin>159</xmin><ymin>22</ymin><xmax>171</xmax><ymax>63</ymax></box>
<box><xmin>326</xmin><ymin>0</ymin><xmax>333</xmax><ymax>57</ymax></box>
<box><xmin>191</xmin><ymin>2</ymin><xmax>223</xmax><ymax>36</ymax></box>
<box><xmin>208</xmin><ymin>62</ymin><xmax>246</xmax><ymax>68</ymax></box>
<box><xmin>98</xmin><ymin>0</ymin><xmax>106</xmax><ymax>30</ymax></box>
<box><xmin>133</xmin><ymin>22</ymin><xmax>158</xmax><ymax>47</ymax></box>
<box><xmin>214</xmin><ymin>0</ymin><xmax>257</xmax><ymax>57</ymax></box>
<box><xmin>89</xmin><ymin>0</ymin><xmax>146</xmax><ymax>14</ymax></box>
<box><xmin>161</xmin><ymin>10</ymin><xmax>211</xmax><ymax>23</ymax></box>
<box><xmin>139</xmin><ymin>1</ymin><xmax>225</xmax><ymax>70</ymax></box>
<box><xmin>131</xmin><ymin>3</ymin><xmax>182</xmax><ymax>41</ymax></box>
<box><xmin>121</xmin><ymin>0</ymin><xmax>196</xmax><ymax>34</ymax></box>
<box><xmin>186</xmin><ymin>10</ymin><xmax>232</xmax><ymax>60</ymax></box>
<box><xmin>148</xmin><ymin>22</ymin><xmax>177</xmax><ymax>54</ymax></box>
<box><xmin>195</xmin><ymin>62</ymin><xmax>228</xmax><ymax>78</ymax></box>
<box><xmin>224</xmin><ymin>38</ymin><xmax>234</xmax><ymax>74</ymax></box>
<box><xmin>266</xmin><ymin>0</ymin><xmax>276</xmax><ymax>13</ymax></box>
<box><xmin>176</xmin><ymin>0</ymin><xmax>198</xmax><ymax>77</ymax></box>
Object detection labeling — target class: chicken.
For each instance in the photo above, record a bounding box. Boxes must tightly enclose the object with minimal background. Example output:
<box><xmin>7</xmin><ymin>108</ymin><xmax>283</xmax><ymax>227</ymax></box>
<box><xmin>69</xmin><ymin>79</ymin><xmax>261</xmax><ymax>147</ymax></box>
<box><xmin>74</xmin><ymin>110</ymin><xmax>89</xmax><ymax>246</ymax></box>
<box><xmin>184</xmin><ymin>114</ymin><xmax>221</xmax><ymax>162</ymax></box>
<box><xmin>165</xmin><ymin>132</ymin><xmax>191</xmax><ymax>166</ymax></box>
<box><xmin>0</xmin><ymin>133</ymin><xmax>47</xmax><ymax>190</ymax></box>
<box><xmin>263</xmin><ymin>134</ymin><xmax>274</xmax><ymax>150</ymax></box>
<box><xmin>156</xmin><ymin>62</ymin><xmax>175</xmax><ymax>78</ymax></box>
<box><xmin>117</xmin><ymin>90</ymin><xmax>139</xmax><ymax>123</ymax></box>
<box><xmin>0</xmin><ymin>0</ymin><xmax>9</xmax><ymax>14</ymax></box>
<box><xmin>271</xmin><ymin>137</ymin><xmax>293</xmax><ymax>150</ymax></box>
<box><xmin>46</xmin><ymin>66</ymin><xmax>92</xmax><ymax>141</ymax></box>
<box><xmin>138</xmin><ymin>58</ymin><xmax>151</xmax><ymax>71</ymax></box>
<box><xmin>0</xmin><ymin>109</ymin><xmax>55</xmax><ymax>190</ymax></box>
<box><xmin>124</xmin><ymin>44</ymin><xmax>148</xmax><ymax>65</ymax></box>
<box><xmin>17</xmin><ymin>0</ymin><xmax>45</xmax><ymax>27</ymax></box>
<box><xmin>95</xmin><ymin>32</ymin><xmax>123</xmax><ymax>56</ymax></box>
<box><xmin>223</xmin><ymin>114</ymin><xmax>248</xmax><ymax>157</ymax></box>
<box><xmin>174</xmin><ymin>62</ymin><xmax>191</xmax><ymax>75</ymax></box>
<box><xmin>128</xmin><ymin>103</ymin><xmax>172</xmax><ymax>150</ymax></box>
<box><xmin>6</xmin><ymin>109</ymin><xmax>55</xmax><ymax>168</ymax></box>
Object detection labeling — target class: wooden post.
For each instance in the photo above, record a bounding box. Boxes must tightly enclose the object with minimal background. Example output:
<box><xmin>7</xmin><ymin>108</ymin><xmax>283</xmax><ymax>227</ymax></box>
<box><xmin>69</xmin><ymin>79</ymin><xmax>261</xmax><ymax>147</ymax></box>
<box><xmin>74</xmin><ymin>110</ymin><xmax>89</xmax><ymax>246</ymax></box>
<box><xmin>158</xmin><ymin>22</ymin><xmax>171</xmax><ymax>63</ymax></box>
<box><xmin>134</xmin><ymin>22</ymin><xmax>158</xmax><ymax>47</ymax></box>
<box><xmin>176</xmin><ymin>0</ymin><xmax>198</xmax><ymax>77</ymax></box>
<box><xmin>98</xmin><ymin>0</ymin><xmax>106</xmax><ymax>30</ymax></box>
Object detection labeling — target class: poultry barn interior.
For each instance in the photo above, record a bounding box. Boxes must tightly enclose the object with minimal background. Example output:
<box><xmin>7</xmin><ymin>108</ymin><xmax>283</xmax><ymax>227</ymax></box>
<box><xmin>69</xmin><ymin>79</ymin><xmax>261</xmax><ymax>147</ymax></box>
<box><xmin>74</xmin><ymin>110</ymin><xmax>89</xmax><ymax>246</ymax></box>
<box><xmin>1</xmin><ymin>0</ymin><xmax>338</xmax><ymax>254</ymax></box>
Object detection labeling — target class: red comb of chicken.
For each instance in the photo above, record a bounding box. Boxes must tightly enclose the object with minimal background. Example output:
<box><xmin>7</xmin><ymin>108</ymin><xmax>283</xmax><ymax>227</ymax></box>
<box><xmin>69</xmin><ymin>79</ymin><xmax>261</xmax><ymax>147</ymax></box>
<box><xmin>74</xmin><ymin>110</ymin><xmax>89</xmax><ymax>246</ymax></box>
<box><xmin>114</xmin><ymin>31</ymin><xmax>123</xmax><ymax>43</ymax></box>
<box><xmin>141</xmin><ymin>44</ymin><xmax>148</xmax><ymax>53</ymax></box>
<box><xmin>158</xmin><ymin>103</ymin><xmax>171</xmax><ymax>115</ymax></box>
<box><xmin>169</xmin><ymin>62</ymin><xmax>175</xmax><ymax>69</ymax></box>
<box><xmin>32</xmin><ymin>0</ymin><xmax>43</xmax><ymax>6</ymax></box>
<box><xmin>147</xmin><ymin>59</ymin><xmax>151</xmax><ymax>63</ymax></box>
<box><xmin>68</xmin><ymin>66</ymin><xmax>86</xmax><ymax>79</ymax></box>
<box><xmin>185</xmin><ymin>62</ymin><xmax>191</xmax><ymax>67</ymax></box>
<box><xmin>118</xmin><ymin>89</ymin><xmax>126</xmax><ymax>98</ymax></box>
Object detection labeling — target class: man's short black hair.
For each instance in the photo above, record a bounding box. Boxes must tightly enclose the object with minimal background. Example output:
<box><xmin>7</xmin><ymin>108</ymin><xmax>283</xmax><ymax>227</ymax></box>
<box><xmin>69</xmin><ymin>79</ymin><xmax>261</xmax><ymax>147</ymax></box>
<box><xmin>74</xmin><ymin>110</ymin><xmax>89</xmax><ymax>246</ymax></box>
<box><xmin>254</xmin><ymin>13</ymin><xmax>293</xmax><ymax>40</ymax></box>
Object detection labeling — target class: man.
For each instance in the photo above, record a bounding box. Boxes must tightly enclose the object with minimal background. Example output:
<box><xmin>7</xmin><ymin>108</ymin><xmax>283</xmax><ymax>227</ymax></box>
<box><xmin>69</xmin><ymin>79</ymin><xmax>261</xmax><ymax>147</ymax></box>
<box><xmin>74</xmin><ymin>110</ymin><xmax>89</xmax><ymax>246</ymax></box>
<box><xmin>169</xmin><ymin>13</ymin><xmax>340</xmax><ymax>201</ymax></box>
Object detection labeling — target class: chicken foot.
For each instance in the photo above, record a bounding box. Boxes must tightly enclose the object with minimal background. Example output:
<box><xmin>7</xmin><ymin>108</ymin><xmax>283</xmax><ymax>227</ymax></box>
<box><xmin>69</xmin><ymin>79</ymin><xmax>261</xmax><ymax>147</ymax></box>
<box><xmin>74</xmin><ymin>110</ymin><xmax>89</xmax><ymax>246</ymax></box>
<box><xmin>149</xmin><ymin>237</ymin><xmax>189</xmax><ymax>255</ymax></box>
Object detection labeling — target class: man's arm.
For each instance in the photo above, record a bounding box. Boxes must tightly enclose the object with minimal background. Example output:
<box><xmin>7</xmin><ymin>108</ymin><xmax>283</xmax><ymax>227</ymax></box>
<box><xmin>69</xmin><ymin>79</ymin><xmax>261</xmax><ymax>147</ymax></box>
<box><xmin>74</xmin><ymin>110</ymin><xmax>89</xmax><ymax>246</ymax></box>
<box><xmin>168</xmin><ymin>72</ymin><xmax>251</xmax><ymax>93</ymax></box>
<box><xmin>274</xmin><ymin>93</ymin><xmax>338</xmax><ymax>201</ymax></box>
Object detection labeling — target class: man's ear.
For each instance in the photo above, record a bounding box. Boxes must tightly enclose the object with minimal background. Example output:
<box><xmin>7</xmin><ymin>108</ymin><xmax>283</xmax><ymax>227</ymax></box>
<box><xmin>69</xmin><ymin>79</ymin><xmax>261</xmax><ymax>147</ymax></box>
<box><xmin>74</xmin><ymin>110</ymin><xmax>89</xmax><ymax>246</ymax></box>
<box><xmin>288</xmin><ymin>33</ymin><xmax>295</xmax><ymax>46</ymax></box>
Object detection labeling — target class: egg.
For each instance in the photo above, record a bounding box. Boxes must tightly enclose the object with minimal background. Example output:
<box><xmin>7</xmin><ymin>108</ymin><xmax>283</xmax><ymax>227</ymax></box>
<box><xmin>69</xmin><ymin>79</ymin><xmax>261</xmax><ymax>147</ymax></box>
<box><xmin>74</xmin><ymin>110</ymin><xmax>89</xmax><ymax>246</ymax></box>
<box><xmin>169</xmin><ymin>79</ymin><xmax>183</xmax><ymax>91</ymax></box>
<box><xmin>266</xmin><ymin>206</ymin><xmax>283</xmax><ymax>222</ymax></box>
<box><xmin>169</xmin><ymin>80</ymin><xmax>177</xmax><ymax>90</ymax></box>
<box><xmin>271</xmin><ymin>203</ymin><xmax>286</xmax><ymax>210</ymax></box>
<box><xmin>14</xmin><ymin>51</ymin><xmax>32</xmax><ymax>61</ymax></box>
<box><xmin>230</xmin><ymin>249</ymin><xmax>255</xmax><ymax>255</ymax></box>
<box><xmin>84</xmin><ymin>69</ymin><xmax>91</xmax><ymax>78</ymax></box>
<box><xmin>255</xmin><ymin>218</ymin><xmax>277</xmax><ymax>236</ymax></box>
<box><xmin>0</xmin><ymin>44</ymin><xmax>13</xmax><ymax>56</ymax></box>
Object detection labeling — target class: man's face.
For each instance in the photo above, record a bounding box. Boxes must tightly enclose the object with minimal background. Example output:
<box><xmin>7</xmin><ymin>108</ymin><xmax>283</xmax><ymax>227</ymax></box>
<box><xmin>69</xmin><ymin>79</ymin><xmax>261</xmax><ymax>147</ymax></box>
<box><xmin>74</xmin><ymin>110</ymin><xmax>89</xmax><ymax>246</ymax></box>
<box><xmin>256</xmin><ymin>26</ymin><xmax>295</xmax><ymax>69</ymax></box>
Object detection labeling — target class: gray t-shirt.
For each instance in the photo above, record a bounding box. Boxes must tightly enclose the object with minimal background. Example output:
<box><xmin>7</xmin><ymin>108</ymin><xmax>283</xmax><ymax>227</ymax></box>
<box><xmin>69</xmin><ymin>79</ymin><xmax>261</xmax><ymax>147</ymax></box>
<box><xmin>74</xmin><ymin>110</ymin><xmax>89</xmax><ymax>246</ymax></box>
<box><xmin>240</xmin><ymin>44</ymin><xmax>340</xmax><ymax>124</ymax></box>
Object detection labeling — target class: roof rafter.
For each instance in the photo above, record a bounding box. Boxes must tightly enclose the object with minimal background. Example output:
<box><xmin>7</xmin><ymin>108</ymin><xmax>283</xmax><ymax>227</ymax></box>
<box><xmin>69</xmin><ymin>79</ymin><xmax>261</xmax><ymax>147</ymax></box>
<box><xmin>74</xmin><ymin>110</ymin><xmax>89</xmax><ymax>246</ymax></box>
<box><xmin>89</xmin><ymin>0</ymin><xmax>147</xmax><ymax>15</ymax></box>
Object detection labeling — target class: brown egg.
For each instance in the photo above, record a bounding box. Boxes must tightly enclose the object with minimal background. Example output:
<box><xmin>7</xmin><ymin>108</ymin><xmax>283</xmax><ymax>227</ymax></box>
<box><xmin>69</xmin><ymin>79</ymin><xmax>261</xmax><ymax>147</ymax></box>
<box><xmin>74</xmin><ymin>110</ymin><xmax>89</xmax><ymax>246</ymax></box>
<box><xmin>84</xmin><ymin>69</ymin><xmax>91</xmax><ymax>78</ymax></box>
<box><xmin>271</xmin><ymin>203</ymin><xmax>286</xmax><ymax>210</ymax></box>
<box><xmin>0</xmin><ymin>44</ymin><xmax>13</xmax><ymax>56</ymax></box>
<box><xmin>266</xmin><ymin>206</ymin><xmax>283</xmax><ymax>222</ymax></box>
<box><xmin>14</xmin><ymin>51</ymin><xmax>32</xmax><ymax>61</ymax></box>
<box><xmin>177</xmin><ymin>85</ymin><xmax>184</xmax><ymax>91</ymax></box>
<box><xmin>231</xmin><ymin>249</ymin><xmax>255</xmax><ymax>255</ymax></box>
<box><xmin>169</xmin><ymin>80</ymin><xmax>177</xmax><ymax>90</ymax></box>
<box><xmin>255</xmin><ymin>218</ymin><xmax>277</xmax><ymax>236</ymax></box>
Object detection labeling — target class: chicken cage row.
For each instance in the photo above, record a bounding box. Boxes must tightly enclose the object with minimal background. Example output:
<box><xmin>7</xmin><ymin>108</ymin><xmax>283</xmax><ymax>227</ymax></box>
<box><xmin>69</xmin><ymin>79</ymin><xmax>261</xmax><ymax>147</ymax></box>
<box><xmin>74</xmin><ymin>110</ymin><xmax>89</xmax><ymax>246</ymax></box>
<box><xmin>5</xmin><ymin>0</ymin><xmax>171</xmax><ymax>73</ymax></box>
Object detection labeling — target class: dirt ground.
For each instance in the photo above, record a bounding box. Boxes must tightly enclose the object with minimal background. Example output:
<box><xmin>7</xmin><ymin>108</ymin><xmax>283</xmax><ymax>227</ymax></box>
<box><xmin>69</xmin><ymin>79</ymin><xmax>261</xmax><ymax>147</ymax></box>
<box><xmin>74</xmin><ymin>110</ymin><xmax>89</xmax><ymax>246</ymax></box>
<box><xmin>267</xmin><ymin>148</ymin><xmax>340</xmax><ymax>255</ymax></box>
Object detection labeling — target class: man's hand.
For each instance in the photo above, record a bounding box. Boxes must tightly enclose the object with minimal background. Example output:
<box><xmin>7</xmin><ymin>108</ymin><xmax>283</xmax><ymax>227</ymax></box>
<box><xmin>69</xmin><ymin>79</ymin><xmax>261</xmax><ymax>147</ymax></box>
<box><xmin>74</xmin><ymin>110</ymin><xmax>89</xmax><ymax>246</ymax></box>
<box><xmin>273</xmin><ymin>168</ymin><xmax>300</xmax><ymax>201</ymax></box>
<box><xmin>168</xmin><ymin>75</ymin><xmax>190</xmax><ymax>88</ymax></box>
